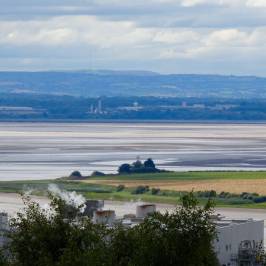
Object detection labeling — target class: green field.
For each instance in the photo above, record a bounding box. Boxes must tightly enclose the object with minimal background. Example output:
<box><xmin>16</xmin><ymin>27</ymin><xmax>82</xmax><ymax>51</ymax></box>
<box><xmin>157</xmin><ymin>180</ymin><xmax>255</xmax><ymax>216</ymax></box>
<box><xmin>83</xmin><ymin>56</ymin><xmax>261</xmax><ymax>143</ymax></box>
<box><xmin>2</xmin><ymin>171</ymin><xmax>266</xmax><ymax>209</ymax></box>
<box><xmin>87</xmin><ymin>171</ymin><xmax>266</xmax><ymax>181</ymax></box>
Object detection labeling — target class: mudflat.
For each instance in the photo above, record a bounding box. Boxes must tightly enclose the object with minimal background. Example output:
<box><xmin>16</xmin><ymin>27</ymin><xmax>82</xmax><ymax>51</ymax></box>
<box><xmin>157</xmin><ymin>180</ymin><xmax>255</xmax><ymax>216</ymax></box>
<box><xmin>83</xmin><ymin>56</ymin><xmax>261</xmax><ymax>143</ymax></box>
<box><xmin>2</xmin><ymin>122</ymin><xmax>266</xmax><ymax>180</ymax></box>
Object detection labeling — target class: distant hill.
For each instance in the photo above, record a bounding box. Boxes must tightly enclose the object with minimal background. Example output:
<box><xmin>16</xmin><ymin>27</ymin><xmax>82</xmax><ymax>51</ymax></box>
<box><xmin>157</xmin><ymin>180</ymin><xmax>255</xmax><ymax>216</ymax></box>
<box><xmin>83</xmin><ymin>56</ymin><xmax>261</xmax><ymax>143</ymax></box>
<box><xmin>0</xmin><ymin>70</ymin><xmax>266</xmax><ymax>98</ymax></box>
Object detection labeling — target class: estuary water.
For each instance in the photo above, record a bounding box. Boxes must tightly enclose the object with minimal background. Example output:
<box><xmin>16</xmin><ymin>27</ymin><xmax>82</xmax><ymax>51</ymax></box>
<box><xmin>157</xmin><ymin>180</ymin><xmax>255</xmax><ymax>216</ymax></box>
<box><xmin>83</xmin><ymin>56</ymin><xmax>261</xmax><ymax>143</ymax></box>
<box><xmin>1</xmin><ymin>122</ymin><xmax>266</xmax><ymax>180</ymax></box>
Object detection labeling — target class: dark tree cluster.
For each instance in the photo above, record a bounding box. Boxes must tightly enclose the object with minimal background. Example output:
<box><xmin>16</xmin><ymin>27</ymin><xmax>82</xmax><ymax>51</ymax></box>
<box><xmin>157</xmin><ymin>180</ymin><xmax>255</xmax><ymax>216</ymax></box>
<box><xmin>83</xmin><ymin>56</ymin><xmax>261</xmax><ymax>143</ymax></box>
<box><xmin>0</xmin><ymin>193</ymin><xmax>219</xmax><ymax>266</ymax></box>
<box><xmin>118</xmin><ymin>158</ymin><xmax>160</xmax><ymax>174</ymax></box>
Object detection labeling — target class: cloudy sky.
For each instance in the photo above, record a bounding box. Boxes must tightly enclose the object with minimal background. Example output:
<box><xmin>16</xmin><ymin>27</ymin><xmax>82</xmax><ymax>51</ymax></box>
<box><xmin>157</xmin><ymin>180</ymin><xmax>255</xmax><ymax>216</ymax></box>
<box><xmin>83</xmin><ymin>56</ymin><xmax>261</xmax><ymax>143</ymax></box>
<box><xmin>1</xmin><ymin>0</ymin><xmax>266</xmax><ymax>75</ymax></box>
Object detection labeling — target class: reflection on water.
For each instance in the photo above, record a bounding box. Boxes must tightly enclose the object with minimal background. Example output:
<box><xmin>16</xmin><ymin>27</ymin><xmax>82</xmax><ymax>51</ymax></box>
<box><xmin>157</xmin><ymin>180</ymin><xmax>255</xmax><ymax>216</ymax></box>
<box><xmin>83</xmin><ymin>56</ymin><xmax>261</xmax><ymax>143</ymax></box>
<box><xmin>2</xmin><ymin>122</ymin><xmax>266</xmax><ymax>180</ymax></box>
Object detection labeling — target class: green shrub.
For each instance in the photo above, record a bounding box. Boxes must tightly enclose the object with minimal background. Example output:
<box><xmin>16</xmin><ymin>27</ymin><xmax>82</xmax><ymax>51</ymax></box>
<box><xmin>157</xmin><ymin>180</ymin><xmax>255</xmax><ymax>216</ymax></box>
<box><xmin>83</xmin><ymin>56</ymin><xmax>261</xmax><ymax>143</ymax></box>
<box><xmin>151</xmin><ymin>188</ymin><xmax>161</xmax><ymax>195</ymax></box>
<box><xmin>196</xmin><ymin>190</ymin><xmax>217</xmax><ymax>198</ymax></box>
<box><xmin>91</xmin><ymin>171</ymin><xmax>105</xmax><ymax>177</ymax></box>
<box><xmin>5</xmin><ymin>192</ymin><xmax>219</xmax><ymax>266</ymax></box>
<box><xmin>116</xmin><ymin>185</ymin><xmax>125</xmax><ymax>192</ymax></box>
<box><xmin>131</xmin><ymin>185</ymin><xmax>149</xmax><ymax>195</ymax></box>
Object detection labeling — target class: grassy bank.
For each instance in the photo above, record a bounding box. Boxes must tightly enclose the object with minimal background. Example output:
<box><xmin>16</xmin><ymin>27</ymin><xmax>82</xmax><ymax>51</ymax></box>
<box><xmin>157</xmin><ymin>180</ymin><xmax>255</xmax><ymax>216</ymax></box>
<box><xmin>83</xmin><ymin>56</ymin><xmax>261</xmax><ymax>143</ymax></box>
<box><xmin>2</xmin><ymin>170</ymin><xmax>266</xmax><ymax>208</ymax></box>
<box><xmin>87</xmin><ymin>171</ymin><xmax>266</xmax><ymax>181</ymax></box>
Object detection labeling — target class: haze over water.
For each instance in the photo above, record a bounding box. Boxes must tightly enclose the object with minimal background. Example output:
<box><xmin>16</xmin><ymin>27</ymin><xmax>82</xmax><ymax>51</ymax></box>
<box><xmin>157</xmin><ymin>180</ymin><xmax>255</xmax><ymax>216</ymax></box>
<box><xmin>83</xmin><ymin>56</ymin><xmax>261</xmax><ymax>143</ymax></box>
<box><xmin>1</xmin><ymin>122</ymin><xmax>266</xmax><ymax>180</ymax></box>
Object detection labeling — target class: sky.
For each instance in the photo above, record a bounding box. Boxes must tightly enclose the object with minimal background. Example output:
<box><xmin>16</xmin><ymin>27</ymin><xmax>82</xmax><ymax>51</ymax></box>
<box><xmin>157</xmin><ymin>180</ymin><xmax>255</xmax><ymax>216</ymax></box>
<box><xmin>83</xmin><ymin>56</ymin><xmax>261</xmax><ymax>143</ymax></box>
<box><xmin>1</xmin><ymin>0</ymin><xmax>266</xmax><ymax>75</ymax></box>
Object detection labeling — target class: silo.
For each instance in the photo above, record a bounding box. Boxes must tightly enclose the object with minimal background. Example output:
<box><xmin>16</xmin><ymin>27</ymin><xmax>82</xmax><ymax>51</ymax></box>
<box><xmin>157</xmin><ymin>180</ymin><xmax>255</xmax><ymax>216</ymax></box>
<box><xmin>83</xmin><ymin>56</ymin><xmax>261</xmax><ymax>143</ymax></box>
<box><xmin>0</xmin><ymin>213</ymin><xmax>8</xmax><ymax>231</ymax></box>
<box><xmin>0</xmin><ymin>213</ymin><xmax>9</xmax><ymax>248</ymax></box>
<box><xmin>93</xmin><ymin>210</ymin><xmax>116</xmax><ymax>225</ymax></box>
<box><xmin>136</xmin><ymin>204</ymin><xmax>156</xmax><ymax>218</ymax></box>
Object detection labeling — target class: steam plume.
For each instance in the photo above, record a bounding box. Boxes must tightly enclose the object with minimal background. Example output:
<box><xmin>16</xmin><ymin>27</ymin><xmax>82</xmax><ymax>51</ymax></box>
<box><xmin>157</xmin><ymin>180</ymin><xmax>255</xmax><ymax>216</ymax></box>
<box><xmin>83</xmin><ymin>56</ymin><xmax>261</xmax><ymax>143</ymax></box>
<box><xmin>48</xmin><ymin>184</ymin><xmax>86</xmax><ymax>212</ymax></box>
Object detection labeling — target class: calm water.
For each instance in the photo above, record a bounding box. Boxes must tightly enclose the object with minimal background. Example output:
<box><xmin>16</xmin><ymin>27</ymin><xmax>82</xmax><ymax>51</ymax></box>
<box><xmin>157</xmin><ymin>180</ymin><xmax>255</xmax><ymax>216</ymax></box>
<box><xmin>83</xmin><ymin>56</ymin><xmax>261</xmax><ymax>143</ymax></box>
<box><xmin>1</xmin><ymin>122</ymin><xmax>266</xmax><ymax>180</ymax></box>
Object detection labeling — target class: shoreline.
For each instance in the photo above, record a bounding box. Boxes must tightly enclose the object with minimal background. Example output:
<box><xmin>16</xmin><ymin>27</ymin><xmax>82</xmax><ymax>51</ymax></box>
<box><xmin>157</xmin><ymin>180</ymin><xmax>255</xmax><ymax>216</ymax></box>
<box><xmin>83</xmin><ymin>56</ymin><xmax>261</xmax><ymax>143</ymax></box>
<box><xmin>1</xmin><ymin>192</ymin><xmax>266</xmax><ymax>219</ymax></box>
<box><xmin>1</xmin><ymin>119</ymin><xmax>266</xmax><ymax>124</ymax></box>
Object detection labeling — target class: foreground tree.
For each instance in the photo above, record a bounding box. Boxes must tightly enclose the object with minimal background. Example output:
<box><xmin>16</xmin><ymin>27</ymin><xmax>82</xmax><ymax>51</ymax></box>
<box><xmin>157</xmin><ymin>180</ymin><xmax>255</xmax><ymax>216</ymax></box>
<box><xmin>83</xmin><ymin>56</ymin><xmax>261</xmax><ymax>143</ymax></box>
<box><xmin>3</xmin><ymin>192</ymin><xmax>219</xmax><ymax>266</ymax></box>
<box><xmin>109</xmin><ymin>192</ymin><xmax>219</xmax><ymax>266</ymax></box>
<box><xmin>6</xmin><ymin>195</ymin><xmax>109</xmax><ymax>266</ymax></box>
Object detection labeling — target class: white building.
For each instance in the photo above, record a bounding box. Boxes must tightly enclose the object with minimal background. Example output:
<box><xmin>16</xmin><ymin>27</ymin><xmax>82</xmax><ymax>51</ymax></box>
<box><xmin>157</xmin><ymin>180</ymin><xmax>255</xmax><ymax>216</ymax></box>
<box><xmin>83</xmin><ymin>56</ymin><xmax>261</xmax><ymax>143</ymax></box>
<box><xmin>214</xmin><ymin>218</ymin><xmax>264</xmax><ymax>266</ymax></box>
<box><xmin>0</xmin><ymin>213</ymin><xmax>9</xmax><ymax>248</ymax></box>
<box><xmin>91</xmin><ymin>206</ymin><xmax>264</xmax><ymax>266</ymax></box>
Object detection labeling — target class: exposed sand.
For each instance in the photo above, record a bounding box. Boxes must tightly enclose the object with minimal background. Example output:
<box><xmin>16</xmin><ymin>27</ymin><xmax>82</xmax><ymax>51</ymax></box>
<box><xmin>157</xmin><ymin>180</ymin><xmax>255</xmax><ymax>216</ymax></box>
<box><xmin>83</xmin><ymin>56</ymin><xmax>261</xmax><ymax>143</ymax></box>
<box><xmin>0</xmin><ymin>193</ymin><xmax>49</xmax><ymax>215</ymax></box>
<box><xmin>85</xmin><ymin>179</ymin><xmax>266</xmax><ymax>194</ymax></box>
<box><xmin>3</xmin><ymin>122</ymin><xmax>266</xmax><ymax>180</ymax></box>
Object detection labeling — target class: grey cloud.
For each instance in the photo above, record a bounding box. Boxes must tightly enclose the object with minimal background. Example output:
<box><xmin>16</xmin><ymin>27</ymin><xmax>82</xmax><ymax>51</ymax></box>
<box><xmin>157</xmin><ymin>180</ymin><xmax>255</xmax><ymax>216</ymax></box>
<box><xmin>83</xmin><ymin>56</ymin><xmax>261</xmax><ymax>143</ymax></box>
<box><xmin>0</xmin><ymin>0</ymin><xmax>266</xmax><ymax>74</ymax></box>
<box><xmin>1</xmin><ymin>1</ymin><xmax>266</xmax><ymax>29</ymax></box>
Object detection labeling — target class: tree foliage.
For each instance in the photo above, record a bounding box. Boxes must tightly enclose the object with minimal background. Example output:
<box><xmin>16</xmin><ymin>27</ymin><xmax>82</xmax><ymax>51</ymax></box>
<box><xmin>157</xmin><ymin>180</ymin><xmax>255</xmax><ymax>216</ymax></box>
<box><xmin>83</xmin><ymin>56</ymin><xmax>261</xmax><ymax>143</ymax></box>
<box><xmin>118</xmin><ymin>163</ymin><xmax>131</xmax><ymax>174</ymax></box>
<box><xmin>2</xmin><ymin>192</ymin><xmax>219</xmax><ymax>266</ymax></box>
<box><xmin>118</xmin><ymin>158</ymin><xmax>159</xmax><ymax>174</ymax></box>
<box><xmin>144</xmin><ymin>158</ymin><xmax>156</xmax><ymax>169</ymax></box>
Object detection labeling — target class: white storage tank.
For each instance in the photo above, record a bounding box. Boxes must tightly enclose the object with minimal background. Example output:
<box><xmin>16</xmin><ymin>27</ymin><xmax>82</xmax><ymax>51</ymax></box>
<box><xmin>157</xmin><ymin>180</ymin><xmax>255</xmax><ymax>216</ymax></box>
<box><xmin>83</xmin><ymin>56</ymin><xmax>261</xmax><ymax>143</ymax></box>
<box><xmin>136</xmin><ymin>204</ymin><xmax>156</xmax><ymax>218</ymax></box>
<box><xmin>93</xmin><ymin>210</ymin><xmax>116</xmax><ymax>225</ymax></box>
<box><xmin>0</xmin><ymin>213</ymin><xmax>9</xmax><ymax>248</ymax></box>
<box><xmin>0</xmin><ymin>213</ymin><xmax>8</xmax><ymax>231</ymax></box>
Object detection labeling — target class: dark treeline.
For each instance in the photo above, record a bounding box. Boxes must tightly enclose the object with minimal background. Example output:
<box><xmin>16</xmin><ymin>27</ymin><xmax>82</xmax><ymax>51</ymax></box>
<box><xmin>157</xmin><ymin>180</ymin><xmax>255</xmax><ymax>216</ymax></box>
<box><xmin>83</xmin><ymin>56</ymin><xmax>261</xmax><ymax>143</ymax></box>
<box><xmin>118</xmin><ymin>158</ymin><xmax>165</xmax><ymax>174</ymax></box>
<box><xmin>2</xmin><ymin>93</ymin><xmax>266</xmax><ymax>120</ymax></box>
<box><xmin>1</xmin><ymin>71</ymin><xmax>266</xmax><ymax>98</ymax></box>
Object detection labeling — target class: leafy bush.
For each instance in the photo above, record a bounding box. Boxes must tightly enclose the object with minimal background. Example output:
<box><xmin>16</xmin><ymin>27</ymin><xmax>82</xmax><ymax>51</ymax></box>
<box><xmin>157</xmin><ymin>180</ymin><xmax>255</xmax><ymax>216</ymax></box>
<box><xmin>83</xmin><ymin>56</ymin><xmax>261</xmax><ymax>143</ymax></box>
<box><xmin>253</xmin><ymin>196</ymin><xmax>266</xmax><ymax>203</ymax></box>
<box><xmin>118</xmin><ymin>163</ymin><xmax>131</xmax><ymax>174</ymax></box>
<box><xmin>219</xmin><ymin>191</ymin><xmax>232</xmax><ymax>198</ymax></box>
<box><xmin>131</xmin><ymin>185</ymin><xmax>150</xmax><ymax>194</ymax></box>
<box><xmin>196</xmin><ymin>190</ymin><xmax>217</xmax><ymax>198</ymax></box>
<box><xmin>116</xmin><ymin>185</ymin><xmax>125</xmax><ymax>192</ymax></box>
<box><xmin>69</xmin><ymin>171</ymin><xmax>82</xmax><ymax>179</ymax></box>
<box><xmin>144</xmin><ymin>158</ymin><xmax>156</xmax><ymax>169</ymax></box>
<box><xmin>151</xmin><ymin>188</ymin><xmax>161</xmax><ymax>195</ymax></box>
<box><xmin>91</xmin><ymin>171</ymin><xmax>105</xmax><ymax>177</ymax></box>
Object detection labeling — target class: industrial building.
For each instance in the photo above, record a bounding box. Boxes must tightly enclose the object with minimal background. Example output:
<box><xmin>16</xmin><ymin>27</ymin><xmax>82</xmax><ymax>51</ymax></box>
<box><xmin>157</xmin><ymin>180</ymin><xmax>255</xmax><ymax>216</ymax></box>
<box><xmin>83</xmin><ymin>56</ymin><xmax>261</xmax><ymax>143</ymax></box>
<box><xmin>0</xmin><ymin>213</ymin><xmax>9</xmax><ymax>248</ymax></box>
<box><xmin>91</xmin><ymin>203</ymin><xmax>264</xmax><ymax>266</ymax></box>
<box><xmin>214</xmin><ymin>217</ymin><xmax>264</xmax><ymax>266</ymax></box>
<box><xmin>0</xmin><ymin>202</ymin><xmax>264</xmax><ymax>265</ymax></box>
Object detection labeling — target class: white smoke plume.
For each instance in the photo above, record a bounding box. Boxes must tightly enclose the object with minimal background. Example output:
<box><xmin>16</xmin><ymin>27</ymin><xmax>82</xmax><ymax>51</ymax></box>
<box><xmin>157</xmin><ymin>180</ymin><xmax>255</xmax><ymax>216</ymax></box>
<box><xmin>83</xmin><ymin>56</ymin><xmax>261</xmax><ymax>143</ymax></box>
<box><xmin>48</xmin><ymin>184</ymin><xmax>86</xmax><ymax>212</ymax></box>
<box><xmin>22</xmin><ymin>186</ymin><xmax>35</xmax><ymax>196</ymax></box>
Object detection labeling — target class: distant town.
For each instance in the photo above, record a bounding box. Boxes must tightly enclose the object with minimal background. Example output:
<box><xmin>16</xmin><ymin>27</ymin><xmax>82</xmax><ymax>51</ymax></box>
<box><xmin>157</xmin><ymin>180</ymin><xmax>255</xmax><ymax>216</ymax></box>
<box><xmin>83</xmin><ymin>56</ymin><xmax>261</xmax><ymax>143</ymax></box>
<box><xmin>1</xmin><ymin>71</ymin><xmax>266</xmax><ymax>121</ymax></box>
<box><xmin>1</xmin><ymin>93</ymin><xmax>266</xmax><ymax>121</ymax></box>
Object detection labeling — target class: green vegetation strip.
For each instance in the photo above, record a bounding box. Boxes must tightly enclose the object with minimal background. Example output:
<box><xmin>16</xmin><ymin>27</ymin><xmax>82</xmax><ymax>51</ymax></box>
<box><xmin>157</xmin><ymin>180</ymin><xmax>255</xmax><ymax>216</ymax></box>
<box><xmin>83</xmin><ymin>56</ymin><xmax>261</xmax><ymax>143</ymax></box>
<box><xmin>2</xmin><ymin>175</ymin><xmax>266</xmax><ymax>209</ymax></box>
<box><xmin>88</xmin><ymin>171</ymin><xmax>266</xmax><ymax>181</ymax></box>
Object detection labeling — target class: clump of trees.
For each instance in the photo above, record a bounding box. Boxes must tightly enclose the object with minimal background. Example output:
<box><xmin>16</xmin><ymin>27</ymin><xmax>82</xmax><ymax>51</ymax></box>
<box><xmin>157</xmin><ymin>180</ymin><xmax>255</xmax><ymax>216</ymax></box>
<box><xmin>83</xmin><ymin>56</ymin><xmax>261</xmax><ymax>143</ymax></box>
<box><xmin>0</xmin><ymin>192</ymin><xmax>220</xmax><ymax>266</ymax></box>
<box><xmin>131</xmin><ymin>185</ymin><xmax>150</xmax><ymax>195</ymax></box>
<box><xmin>118</xmin><ymin>158</ymin><xmax>161</xmax><ymax>174</ymax></box>
<box><xmin>69</xmin><ymin>171</ymin><xmax>83</xmax><ymax>179</ymax></box>
<box><xmin>151</xmin><ymin>187</ymin><xmax>161</xmax><ymax>195</ymax></box>
<box><xmin>91</xmin><ymin>171</ymin><xmax>105</xmax><ymax>177</ymax></box>
<box><xmin>116</xmin><ymin>184</ymin><xmax>125</xmax><ymax>192</ymax></box>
